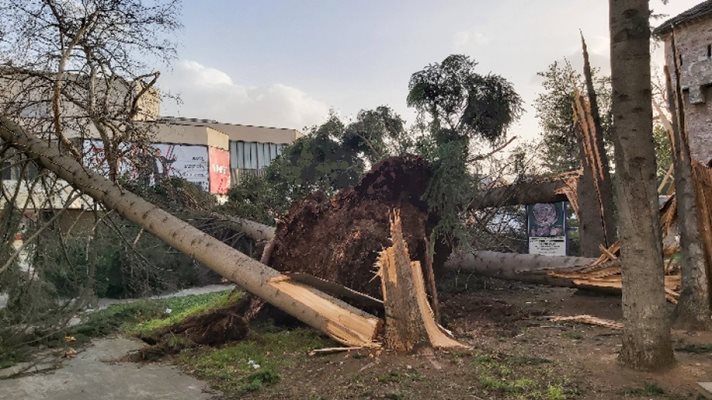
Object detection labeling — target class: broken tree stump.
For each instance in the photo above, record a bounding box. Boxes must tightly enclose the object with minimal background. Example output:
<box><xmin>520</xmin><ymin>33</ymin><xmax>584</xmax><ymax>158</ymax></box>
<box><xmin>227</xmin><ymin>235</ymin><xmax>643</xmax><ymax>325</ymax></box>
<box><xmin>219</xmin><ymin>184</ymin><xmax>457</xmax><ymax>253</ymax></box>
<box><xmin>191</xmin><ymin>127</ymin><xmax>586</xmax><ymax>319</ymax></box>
<box><xmin>377</xmin><ymin>211</ymin><xmax>466</xmax><ymax>352</ymax></box>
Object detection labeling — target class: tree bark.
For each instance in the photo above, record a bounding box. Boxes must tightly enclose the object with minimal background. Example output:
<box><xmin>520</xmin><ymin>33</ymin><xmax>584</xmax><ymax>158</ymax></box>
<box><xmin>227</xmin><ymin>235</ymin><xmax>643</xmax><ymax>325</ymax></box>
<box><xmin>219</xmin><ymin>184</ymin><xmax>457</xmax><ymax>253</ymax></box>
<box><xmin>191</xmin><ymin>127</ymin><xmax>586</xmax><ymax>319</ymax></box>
<box><xmin>468</xmin><ymin>179</ymin><xmax>568</xmax><ymax>209</ymax></box>
<box><xmin>445</xmin><ymin>251</ymin><xmax>597</xmax><ymax>287</ymax></box>
<box><xmin>0</xmin><ymin>117</ymin><xmax>381</xmax><ymax>348</ymax></box>
<box><xmin>609</xmin><ymin>0</ymin><xmax>674</xmax><ymax>370</ymax></box>
<box><xmin>665</xmin><ymin>59</ymin><xmax>712</xmax><ymax>329</ymax></box>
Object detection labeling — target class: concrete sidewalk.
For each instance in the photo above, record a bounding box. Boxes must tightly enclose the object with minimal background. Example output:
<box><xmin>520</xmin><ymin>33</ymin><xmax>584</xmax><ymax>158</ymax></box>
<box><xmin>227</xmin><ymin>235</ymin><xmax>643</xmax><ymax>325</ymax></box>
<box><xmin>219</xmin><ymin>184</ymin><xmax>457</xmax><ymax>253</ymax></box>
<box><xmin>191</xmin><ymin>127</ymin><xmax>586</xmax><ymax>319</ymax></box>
<box><xmin>0</xmin><ymin>336</ymin><xmax>219</xmax><ymax>400</ymax></box>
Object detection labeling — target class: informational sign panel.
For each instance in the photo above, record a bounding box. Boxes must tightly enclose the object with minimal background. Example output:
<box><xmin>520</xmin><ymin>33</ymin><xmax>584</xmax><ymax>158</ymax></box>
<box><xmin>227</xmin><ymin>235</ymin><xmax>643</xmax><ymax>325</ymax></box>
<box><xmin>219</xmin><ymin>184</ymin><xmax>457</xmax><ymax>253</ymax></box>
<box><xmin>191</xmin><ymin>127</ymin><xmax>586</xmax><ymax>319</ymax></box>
<box><xmin>527</xmin><ymin>202</ymin><xmax>567</xmax><ymax>256</ymax></box>
<box><xmin>153</xmin><ymin>143</ymin><xmax>209</xmax><ymax>192</ymax></box>
<box><xmin>208</xmin><ymin>147</ymin><xmax>231</xmax><ymax>194</ymax></box>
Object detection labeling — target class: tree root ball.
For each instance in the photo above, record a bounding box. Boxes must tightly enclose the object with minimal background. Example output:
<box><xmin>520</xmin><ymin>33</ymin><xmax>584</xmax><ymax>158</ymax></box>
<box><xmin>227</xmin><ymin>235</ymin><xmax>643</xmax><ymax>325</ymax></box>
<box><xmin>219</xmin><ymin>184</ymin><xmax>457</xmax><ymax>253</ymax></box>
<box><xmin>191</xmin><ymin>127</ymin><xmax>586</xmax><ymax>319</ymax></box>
<box><xmin>269</xmin><ymin>154</ymin><xmax>440</xmax><ymax>298</ymax></box>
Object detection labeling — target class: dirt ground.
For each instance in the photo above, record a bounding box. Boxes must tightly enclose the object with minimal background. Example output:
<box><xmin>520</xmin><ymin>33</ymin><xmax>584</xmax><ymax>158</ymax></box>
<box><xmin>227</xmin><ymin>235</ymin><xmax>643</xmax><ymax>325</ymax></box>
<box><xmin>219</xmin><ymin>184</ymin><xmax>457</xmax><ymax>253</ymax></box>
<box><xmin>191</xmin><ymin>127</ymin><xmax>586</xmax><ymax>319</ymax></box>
<box><xmin>235</xmin><ymin>274</ymin><xmax>712</xmax><ymax>400</ymax></box>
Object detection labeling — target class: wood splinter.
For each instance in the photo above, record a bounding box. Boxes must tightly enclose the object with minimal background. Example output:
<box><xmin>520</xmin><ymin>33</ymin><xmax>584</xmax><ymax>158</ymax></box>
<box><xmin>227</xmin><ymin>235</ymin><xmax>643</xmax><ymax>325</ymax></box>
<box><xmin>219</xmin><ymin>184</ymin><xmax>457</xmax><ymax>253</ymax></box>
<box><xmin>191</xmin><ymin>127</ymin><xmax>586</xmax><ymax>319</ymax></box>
<box><xmin>376</xmin><ymin>210</ymin><xmax>469</xmax><ymax>352</ymax></box>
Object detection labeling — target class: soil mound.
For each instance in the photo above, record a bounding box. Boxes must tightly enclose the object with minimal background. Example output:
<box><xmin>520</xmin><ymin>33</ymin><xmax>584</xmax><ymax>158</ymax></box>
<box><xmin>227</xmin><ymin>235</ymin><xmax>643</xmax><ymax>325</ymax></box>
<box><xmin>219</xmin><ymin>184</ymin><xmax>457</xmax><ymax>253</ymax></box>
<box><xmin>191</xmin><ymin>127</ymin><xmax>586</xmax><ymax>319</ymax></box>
<box><xmin>269</xmin><ymin>155</ymin><xmax>435</xmax><ymax>297</ymax></box>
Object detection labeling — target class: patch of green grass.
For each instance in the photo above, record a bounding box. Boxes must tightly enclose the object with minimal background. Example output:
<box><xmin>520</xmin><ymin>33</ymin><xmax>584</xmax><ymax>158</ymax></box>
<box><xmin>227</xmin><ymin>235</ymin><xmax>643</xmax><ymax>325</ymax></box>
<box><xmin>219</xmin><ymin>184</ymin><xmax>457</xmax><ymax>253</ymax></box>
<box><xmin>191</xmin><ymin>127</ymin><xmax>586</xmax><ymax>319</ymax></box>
<box><xmin>479</xmin><ymin>373</ymin><xmax>537</xmax><ymax>393</ymax></box>
<box><xmin>621</xmin><ymin>382</ymin><xmax>665</xmax><ymax>397</ymax></box>
<box><xmin>471</xmin><ymin>352</ymin><xmax>574</xmax><ymax>400</ymax></box>
<box><xmin>127</xmin><ymin>290</ymin><xmax>240</xmax><ymax>337</ymax></box>
<box><xmin>547</xmin><ymin>384</ymin><xmax>566</xmax><ymax>400</ymax></box>
<box><xmin>562</xmin><ymin>331</ymin><xmax>584</xmax><ymax>340</ymax></box>
<box><xmin>69</xmin><ymin>289</ymin><xmax>238</xmax><ymax>341</ymax></box>
<box><xmin>674</xmin><ymin>343</ymin><xmax>712</xmax><ymax>354</ymax></box>
<box><xmin>177</xmin><ymin>325</ymin><xmax>331</xmax><ymax>396</ymax></box>
<box><xmin>70</xmin><ymin>300</ymin><xmax>165</xmax><ymax>340</ymax></box>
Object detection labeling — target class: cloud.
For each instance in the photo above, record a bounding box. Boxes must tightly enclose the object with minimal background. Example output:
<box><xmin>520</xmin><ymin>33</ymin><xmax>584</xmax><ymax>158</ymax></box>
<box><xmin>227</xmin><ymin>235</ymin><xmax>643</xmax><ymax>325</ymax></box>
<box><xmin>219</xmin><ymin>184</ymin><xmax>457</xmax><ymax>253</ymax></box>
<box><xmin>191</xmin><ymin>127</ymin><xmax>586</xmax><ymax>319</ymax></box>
<box><xmin>452</xmin><ymin>30</ymin><xmax>490</xmax><ymax>53</ymax></box>
<box><xmin>159</xmin><ymin>60</ymin><xmax>330</xmax><ymax>129</ymax></box>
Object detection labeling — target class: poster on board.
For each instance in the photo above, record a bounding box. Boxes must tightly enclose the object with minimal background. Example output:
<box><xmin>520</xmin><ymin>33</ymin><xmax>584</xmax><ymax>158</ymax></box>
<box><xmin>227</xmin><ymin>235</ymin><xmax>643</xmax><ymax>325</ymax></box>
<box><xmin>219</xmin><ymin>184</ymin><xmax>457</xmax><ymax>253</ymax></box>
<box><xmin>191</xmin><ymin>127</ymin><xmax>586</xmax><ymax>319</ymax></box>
<box><xmin>152</xmin><ymin>143</ymin><xmax>209</xmax><ymax>192</ymax></box>
<box><xmin>208</xmin><ymin>147</ymin><xmax>231</xmax><ymax>194</ymax></box>
<box><xmin>527</xmin><ymin>202</ymin><xmax>567</xmax><ymax>256</ymax></box>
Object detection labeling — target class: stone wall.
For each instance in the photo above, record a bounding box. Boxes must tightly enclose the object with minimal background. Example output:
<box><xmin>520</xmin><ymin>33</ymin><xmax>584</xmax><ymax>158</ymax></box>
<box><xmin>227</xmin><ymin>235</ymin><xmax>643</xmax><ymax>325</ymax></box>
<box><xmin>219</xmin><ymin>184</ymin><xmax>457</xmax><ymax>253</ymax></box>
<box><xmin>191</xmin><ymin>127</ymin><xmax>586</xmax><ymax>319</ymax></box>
<box><xmin>663</xmin><ymin>19</ymin><xmax>712</xmax><ymax>164</ymax></box>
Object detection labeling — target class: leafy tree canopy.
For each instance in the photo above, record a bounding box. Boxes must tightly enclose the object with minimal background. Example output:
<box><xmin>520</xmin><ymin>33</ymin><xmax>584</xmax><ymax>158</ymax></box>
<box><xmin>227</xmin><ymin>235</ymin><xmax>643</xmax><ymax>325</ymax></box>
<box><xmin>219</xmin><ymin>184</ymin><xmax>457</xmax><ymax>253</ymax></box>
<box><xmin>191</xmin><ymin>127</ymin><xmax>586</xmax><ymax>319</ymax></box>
<box><xmin>407</xmin><ymin>54</ymin><xmax>523</xmax><ymax>144</ymax></box>
<box><xmin>534</xmin><ymin>60</ymin><xmax>612</xmax><ymax>174</ymax></box>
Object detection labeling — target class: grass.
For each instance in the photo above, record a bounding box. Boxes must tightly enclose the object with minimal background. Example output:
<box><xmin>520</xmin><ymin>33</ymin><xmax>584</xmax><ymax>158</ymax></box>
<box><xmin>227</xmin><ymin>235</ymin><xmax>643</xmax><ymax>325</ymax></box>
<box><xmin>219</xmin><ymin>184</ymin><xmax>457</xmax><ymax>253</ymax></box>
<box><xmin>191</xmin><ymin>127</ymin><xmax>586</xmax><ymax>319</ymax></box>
<box><xmin>0</xmin><ymin>289</ymin><xmax>241</xmax><ymax>371</ymax></box>
<box><xmin>71</xmin><ymin>289</ymin><xmax>239</xmax><ymax>340</ymax></box>
<box><xmin>176</xmin><ymin>324</ymin><xmax>331</xmax><ymax>397</ymax></box>
<box><xmin>471</xmin><ymin>352</ymin><xmax>576</xmax><ymax>400</ymax></box>
<box><xmin>674</xmin><ymin>343</ymin><xmax>712</xmax><ymax>354</ymax></box>
<box><xmin>621</xmin><ymin>382</ymin><xmax>666</xmax><ymax>397</ymax></box>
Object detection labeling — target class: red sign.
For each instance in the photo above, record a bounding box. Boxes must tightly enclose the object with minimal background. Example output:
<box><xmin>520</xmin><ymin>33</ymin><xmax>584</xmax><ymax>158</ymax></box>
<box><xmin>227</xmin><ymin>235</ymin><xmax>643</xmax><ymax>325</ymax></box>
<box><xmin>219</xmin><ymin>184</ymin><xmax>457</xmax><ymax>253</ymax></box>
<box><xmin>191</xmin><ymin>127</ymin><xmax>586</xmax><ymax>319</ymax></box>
<box><xmin>208</xmin><ymin>147</ymin><xmax>231</xmax><ymax>194</ymax></box>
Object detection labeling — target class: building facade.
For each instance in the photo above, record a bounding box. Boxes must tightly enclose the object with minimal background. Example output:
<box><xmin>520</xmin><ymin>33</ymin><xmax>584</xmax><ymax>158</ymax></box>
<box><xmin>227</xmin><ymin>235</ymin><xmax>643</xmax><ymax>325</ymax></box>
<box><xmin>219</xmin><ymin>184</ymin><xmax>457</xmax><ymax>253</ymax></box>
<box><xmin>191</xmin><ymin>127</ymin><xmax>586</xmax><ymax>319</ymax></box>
<box><xmin>654</xmin><ymin>0</ymin><xmax>712</xmax><ymax>165</ymax></box>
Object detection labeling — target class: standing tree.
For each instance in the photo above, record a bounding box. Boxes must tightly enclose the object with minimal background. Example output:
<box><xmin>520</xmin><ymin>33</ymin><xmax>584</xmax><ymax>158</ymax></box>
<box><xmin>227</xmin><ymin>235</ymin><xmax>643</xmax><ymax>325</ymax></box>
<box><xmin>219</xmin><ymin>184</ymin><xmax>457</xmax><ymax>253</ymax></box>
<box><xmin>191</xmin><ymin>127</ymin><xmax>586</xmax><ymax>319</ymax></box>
<box><xmin>609</xmin><ymin>0</ymin><xmax>674</xmax><ymax>369</ymax></box>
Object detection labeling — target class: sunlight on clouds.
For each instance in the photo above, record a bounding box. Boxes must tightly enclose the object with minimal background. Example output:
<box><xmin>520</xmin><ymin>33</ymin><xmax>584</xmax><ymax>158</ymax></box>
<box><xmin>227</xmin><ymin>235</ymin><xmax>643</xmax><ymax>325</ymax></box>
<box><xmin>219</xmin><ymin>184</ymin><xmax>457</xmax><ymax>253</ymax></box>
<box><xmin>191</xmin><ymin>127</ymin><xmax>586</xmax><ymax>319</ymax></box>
<box><xmin>160</xmin><ymin>60</ymin><xmax>330</xmax><ymax>129</ymax></box>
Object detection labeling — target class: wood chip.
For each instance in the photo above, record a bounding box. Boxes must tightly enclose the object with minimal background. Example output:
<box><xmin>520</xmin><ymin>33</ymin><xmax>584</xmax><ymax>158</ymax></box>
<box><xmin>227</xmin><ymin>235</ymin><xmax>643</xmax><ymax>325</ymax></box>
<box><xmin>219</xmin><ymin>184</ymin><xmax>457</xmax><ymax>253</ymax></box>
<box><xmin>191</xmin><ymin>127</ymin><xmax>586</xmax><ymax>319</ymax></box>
<box><xmin>549</xmin><ymin>315</ymin><xmax>623</xmax><ymax>330</ymax></box>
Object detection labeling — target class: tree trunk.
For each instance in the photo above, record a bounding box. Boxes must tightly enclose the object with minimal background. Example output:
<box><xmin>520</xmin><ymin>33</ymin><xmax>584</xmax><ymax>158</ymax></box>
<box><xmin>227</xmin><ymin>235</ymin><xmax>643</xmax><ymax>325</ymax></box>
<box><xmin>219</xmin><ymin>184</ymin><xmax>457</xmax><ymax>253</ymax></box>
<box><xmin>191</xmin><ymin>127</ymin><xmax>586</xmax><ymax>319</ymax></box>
<box><xmin>0</xmin><ymin>117</ymin><xmax>381</xmax><ymax>348</ymax></box>
<box><xmin>665</xmin><ymin>60</ymin><xmax>712</xmax><ymax>329</ymax></box>
<box><xmin>377</xmin><ymin>212</ymin><xmax>465</xmax><ymax>351</ymax></box>
<box><xmin>609</xmin><ymin>0</ymin><xmax>674</xmax><ymax>370</ymax></box>
<box><xmin>468</xmin><ymin>178</ymin><xmax>568</xmax><ymax>209</ymax></box>
<box><xmin>574</xmin><ymin>131</ymin><xmax>608</xmax><ymax>257</ymax></box>
<box><xmin>445</xmin><ymin>251</ymin><xmax>597</xmax><ymax>287</ymax></box>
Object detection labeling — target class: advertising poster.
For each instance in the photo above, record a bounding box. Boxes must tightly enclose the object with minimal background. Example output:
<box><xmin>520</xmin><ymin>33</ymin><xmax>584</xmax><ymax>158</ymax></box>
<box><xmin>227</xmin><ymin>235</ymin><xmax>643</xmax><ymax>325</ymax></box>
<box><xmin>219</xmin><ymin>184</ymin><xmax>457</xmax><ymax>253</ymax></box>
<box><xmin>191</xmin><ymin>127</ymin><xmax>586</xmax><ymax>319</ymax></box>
<box><xmin>152</xmin><ymin>143</ymin><xmax>209</xmax><ymax>192</ymax></box>
<box><xmin>527</xmin><ymin>202</ymin><xmax>567</xmax><ymax>256</ymax></box>
<box><xmin>208</xmin><ymin>147</ymin><xmax>231</xmax><ymax>194</ymax></box>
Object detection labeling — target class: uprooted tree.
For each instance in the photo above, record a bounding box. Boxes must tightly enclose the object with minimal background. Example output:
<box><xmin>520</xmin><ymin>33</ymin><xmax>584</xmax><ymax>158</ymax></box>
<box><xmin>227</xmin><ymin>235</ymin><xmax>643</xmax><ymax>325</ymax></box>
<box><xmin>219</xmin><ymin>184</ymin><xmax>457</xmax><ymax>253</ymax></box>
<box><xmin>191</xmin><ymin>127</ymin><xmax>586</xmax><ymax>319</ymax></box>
<box><xmin>0</xmin><ymin>117</ymin><xmax>471</xmax><ymax>351</ymax></box>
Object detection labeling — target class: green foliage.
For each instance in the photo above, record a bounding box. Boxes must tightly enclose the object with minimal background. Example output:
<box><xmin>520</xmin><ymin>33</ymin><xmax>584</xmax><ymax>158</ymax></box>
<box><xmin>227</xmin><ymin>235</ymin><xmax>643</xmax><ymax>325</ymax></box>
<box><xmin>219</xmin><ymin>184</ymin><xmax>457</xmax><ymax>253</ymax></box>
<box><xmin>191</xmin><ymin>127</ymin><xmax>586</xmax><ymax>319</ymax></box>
<box><xmin>534</xmin><ymin>60</ymin><xmax>612</xmax><ymax>174</ymax></box>
<box><xmin>653</xmin><ymin>124</ymin><xmax>673</xmax><ymax>187</ymax></box>
<box><xmin>408</xmin><ymin>54</ymin><xmax>522</xmax><ymax>245</ymax></box>
<box><xmin>408</xmin><ymin>54</ymin><xmax>523</xmax><ymax>142</ymax></box>
<box><xmin>224</xmin><ymin>106</ymin><xmax>409</xmax><ymax>222</ymax></box>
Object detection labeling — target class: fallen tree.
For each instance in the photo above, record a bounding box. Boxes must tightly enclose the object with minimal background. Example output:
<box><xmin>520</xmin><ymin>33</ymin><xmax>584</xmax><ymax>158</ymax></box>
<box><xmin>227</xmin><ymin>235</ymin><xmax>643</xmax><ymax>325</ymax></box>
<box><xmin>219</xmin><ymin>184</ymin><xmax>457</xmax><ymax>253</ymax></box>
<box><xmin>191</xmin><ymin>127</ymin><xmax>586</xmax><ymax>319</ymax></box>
<box><xmin>0</xmin><ymin>117</ymin><xmax>381</xmax><ymax>348</ymax></box>
<box><xmin>444</xmin><ymin>251</ymin><xmax>597</xmax><ymax>287</ymax></box>
<box><xmin>468</xmin><ymin>178</ymin><xmax>569</xmax><ymax>209</ymax></box>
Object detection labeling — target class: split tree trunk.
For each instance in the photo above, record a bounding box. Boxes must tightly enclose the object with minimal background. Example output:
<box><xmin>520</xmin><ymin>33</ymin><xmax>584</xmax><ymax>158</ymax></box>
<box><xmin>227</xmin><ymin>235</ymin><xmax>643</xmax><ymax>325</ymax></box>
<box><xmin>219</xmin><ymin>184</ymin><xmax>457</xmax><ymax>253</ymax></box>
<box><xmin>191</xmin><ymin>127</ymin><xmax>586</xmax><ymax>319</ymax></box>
<box><xmin>377</xmin><ymin>212</ymin><xmax>465</xmax><ymax>352</ymax></box>
<box><xmin>581</xmin><ymin>34</ymin><xmax>617</xmax><ymax>245</ymax></box>
<box><xmin>608</xmin><ymin>0</ymin><xmax>674</xmax><ymax>370</ymax></box>
<box><xmin>665</xmin><ymin>38</ymin><xmax>712</xmax><ymax>329</ymax></box>
<box><xmin>0</xmin><ymin>117</ymin><xmax>381</xmax><ymax>348</ymax></box>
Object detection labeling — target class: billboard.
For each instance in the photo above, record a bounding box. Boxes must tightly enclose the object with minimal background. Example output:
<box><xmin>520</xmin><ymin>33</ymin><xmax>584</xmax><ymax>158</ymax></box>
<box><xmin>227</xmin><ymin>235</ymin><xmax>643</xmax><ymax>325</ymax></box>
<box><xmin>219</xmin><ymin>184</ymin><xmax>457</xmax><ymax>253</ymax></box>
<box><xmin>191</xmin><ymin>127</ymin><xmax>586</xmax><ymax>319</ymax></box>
<box><xmin>527</xmin><ymin>202</ymin><xmax>567</xmax><ymax>256</ymax></box>
<box><xmin>152</xmin><ymin>143</ymin><xmax>209</xmax><ymax>192</ymax></box>
<box><xmin>208</xmin><ymin>147</ymin><xmax>231</xmax><ymax>194</ymax></box>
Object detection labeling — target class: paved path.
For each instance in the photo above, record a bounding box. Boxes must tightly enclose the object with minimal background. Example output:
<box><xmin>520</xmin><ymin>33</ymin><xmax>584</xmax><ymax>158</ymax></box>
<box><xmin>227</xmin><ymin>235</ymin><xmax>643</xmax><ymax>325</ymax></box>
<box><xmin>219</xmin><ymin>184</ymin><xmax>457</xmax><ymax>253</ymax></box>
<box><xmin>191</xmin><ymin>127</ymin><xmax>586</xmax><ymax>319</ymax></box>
<box><xmin>0</xmin><ymin>336</ymin><xmax>219</xmax><ymax>400</ymax></box>
<box><xmin>0</xmin><ymin>285</ymin><xmax>235</xmax><ymax>399</ymax></box>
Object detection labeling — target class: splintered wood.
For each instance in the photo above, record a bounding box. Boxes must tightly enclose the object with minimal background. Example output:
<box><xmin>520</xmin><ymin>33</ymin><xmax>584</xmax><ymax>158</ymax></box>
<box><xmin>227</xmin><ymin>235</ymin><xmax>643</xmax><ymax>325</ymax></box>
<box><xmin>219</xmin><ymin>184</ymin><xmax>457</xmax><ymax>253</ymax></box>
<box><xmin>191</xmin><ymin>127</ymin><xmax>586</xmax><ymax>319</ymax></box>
<box><xmin>547</xmin><ymin>241</ymin><xmax>682</xmax><ymax>304</ymax></box>
<box><xmin>377</xmin><ymin>211</ymin><xmax>467</xmax><ymax>352</ymax></box>
<box><xmin>550</xmin><ymin>315</ymin><xmax>623</xmax><ymax>330</ymax></box>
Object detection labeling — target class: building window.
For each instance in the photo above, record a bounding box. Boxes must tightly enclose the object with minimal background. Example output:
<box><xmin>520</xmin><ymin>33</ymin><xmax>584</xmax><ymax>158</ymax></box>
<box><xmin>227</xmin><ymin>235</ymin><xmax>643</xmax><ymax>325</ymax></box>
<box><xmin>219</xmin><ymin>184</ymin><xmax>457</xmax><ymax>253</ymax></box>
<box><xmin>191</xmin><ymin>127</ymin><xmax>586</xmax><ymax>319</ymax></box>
<box><xmin>707</xmin><ymin>44</ymin><xmax>711</xmax><ymax>58</ymax></box>
<box><xmin>679</xmin><ymin>54</ymin><xmax>683</xmax><ymax>66</ymax></box>
<box><xmin>230</xmin><ymin>141</ymin><xmax>286</xmax><ymax>171</ymax></box>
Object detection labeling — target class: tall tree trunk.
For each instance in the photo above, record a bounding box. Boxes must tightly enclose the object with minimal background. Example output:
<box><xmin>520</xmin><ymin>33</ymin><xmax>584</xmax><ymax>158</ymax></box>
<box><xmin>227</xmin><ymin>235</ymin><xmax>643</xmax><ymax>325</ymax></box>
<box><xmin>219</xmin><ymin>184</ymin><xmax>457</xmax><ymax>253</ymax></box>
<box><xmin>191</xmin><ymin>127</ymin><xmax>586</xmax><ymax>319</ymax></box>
<box><xmin>666</xmin><ymin>36</ymin><xmax>712</xmax><ymax>328</ymax></box>
<box><xmin>0</xmin><ymin>117</ymin><xmax>381</xmax><ymax>348</ymax></box>
<box><xmin>609</xmin><ymin>0</ymin><xmax>674</xmax><ymax>370</ymax></box>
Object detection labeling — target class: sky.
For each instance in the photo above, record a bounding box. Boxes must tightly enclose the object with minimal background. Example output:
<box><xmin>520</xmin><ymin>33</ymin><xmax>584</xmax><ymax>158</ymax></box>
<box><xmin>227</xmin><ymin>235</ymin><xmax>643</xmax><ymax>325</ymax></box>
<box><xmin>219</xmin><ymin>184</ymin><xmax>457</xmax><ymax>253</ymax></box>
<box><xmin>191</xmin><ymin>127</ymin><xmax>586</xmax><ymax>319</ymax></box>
<box><xmin>159</xmin><ymin>0</ymin><xmax>701</xmax><ymax>145</ymax></box>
